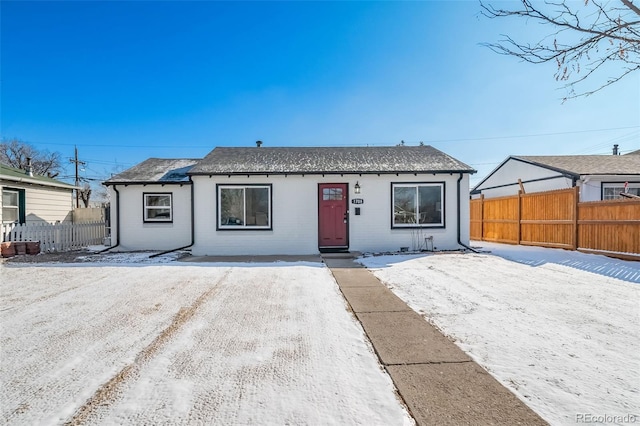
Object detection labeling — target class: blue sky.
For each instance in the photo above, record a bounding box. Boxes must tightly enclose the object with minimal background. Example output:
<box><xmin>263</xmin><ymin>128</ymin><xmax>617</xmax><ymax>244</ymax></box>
<box><xmin>1</xmin><ymin>1</ymin><xmax>639</xmax><ymax>189</ymax></box>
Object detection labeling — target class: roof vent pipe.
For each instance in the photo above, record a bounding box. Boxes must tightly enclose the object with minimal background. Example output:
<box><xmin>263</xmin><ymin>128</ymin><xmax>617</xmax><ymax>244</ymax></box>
<box><xmin>256</xmin><ymin>140</ymin><xmax>263</xmax><ymax>148</ymax></box>
<box><xmin>613</xmin><ymin>144</ymin><xmax>619</xmax><ymax>155</ymax></box>
<box><xmin>26</xmin><ymin>157</ymin><xmax>33</xmax><ymax>176</ymax></box>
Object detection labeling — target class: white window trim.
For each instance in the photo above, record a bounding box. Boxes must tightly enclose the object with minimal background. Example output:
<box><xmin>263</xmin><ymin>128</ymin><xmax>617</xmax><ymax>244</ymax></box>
<box><xmin>143</xmin><ymin>193</ymin><xmax>173</xmax><ymax>223</ymax></box>
<box><xmin>391</xmin><ymin>182</ymin><xmax>445</xmax><ymax>228</ymax></box>
<box><xmin>217</xmin><ymin>184</ymin><xmax>272</xmax><ymax>230</ymax></box>
<box><xmin>2</xmin><ymin>189</ymin><xmax>20</xmax><ymax>224</ymax></box>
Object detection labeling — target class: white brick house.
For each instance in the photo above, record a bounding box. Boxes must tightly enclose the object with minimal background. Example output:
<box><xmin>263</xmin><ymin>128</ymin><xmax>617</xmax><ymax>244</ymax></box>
<box><xmin>104</xmin><ymin>146</ymin><xmax>476</xmax><ymax>255</ymax></box>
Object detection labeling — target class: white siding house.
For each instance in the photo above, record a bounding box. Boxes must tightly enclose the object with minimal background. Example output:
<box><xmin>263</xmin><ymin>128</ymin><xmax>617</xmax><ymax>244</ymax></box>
<box><xmin>104</xmin><ymin>159</ymin><xmax>198</xmax><ymax>251</ymax></box>
<box><xmin>105</xmin><ymin>146</ymin><xmax>475</xmax><ymax>255</ymax></box>
<box><xmin>1</xmin><ymin>164</ymin><xmax>75</xmax><ymax>225</ymax></box>
<box><xmin>472</xmin><ymin>152</ymin><xmax>640</xmax><ymax>201</ymax></box>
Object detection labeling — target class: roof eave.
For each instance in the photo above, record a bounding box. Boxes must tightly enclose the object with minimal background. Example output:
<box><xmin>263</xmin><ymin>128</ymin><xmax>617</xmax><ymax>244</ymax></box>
<box><xmin>0</xmin><ymin>174</ymin><xmax>77</xmax><ymax>190</ymax></box>
<box><xmin>103</xmin><ymin>180</ymin><xmax>193</xmax><ymax>186</ymax></box>
<box><xmin>188</xmin><ymin>169</ymin><xmax>476</xmax><ymax>176</ymax></box>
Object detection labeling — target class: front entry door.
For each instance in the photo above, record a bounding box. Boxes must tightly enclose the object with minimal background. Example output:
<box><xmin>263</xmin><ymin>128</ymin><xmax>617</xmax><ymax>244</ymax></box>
<box><xmin>318</xmin><ymin>183</ymin><xmax>348</xmax><ymax>250</ymax></box>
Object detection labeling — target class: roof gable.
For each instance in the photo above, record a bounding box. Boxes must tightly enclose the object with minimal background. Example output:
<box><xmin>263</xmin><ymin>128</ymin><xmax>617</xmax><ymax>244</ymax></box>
<box><xmin>189</xmin><ymin>146</ymin><xmax>475</xmax><ymax>175</ymax></box>
<box><xmin>473</xmin><ymin>153</ymin><xmax>640</xmax><ymax>192</ymax></box>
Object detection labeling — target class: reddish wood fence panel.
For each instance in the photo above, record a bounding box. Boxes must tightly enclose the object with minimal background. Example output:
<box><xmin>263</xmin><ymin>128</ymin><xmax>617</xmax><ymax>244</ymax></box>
<box><xmin>470</xmin><ymin>197</ymin><xmax>483</xmax><ymax>241</ymax></box>
<box><xmin>578</xmin><ymin>199</ymin><xmax>640</xmax><ymax>256</ymax></box>
<box><xmin>481</xmin><ymin>195</ymin><xmax>520</xmax><ymax>244</ymax></box>
<box><xmin>470</xmin><ymin>187</ymin><xmax>640</xmax><ymax>259</ymax></box>
<box><xmin>519</xmin><ymin>188</ymin><xmax>577</xmax><ymax>249</ymax></box>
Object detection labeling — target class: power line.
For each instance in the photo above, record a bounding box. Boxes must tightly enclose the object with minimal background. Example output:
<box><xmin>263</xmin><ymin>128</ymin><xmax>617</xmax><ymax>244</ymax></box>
<box><xmin>18</xmin><ymin>125</ymin><xmax>640</xmax><ymax>149</ymax></box>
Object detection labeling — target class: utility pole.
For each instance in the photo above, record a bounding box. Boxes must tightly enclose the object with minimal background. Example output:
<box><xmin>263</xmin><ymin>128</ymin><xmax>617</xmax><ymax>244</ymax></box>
<box><xmin>69</xmin><ymin>146</ymin><xmax>86</xmax><ymax>208</ymax></box>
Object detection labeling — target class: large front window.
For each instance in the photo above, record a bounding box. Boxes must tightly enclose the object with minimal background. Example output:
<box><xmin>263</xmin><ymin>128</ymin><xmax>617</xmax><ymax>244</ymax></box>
<box><xmin>218</xmin><ymin>185</ymin><xmax>271</xmax><ymax>229</ymax></box>
<box><xmin>392</xmin><ymin>183</ymin><xmax>444</xmax><ymax>227</ymax></box>
<box><xmin>144</xmin><ymin>193</ymin><xmax>172</xmax><ymax>222</ymax></box>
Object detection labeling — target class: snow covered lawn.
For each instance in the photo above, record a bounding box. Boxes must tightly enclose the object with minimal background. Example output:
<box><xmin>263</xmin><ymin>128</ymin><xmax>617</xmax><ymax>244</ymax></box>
<box><xmin>0</xmin><ymin>260</ymin><xmax>412</xmax><ymax>425</ymax></box>
<box><xmin>359</xmin><ymin>242</ymin><xmax>640</xmax><ymax>426</ymax></box>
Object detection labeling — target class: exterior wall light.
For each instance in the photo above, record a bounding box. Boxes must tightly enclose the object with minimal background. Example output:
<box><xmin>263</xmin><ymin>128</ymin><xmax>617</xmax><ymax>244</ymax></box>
<box><xmin>354</xmin><ymin>181</ymin><xmax>361</xmax><ymax>194</ymax></box>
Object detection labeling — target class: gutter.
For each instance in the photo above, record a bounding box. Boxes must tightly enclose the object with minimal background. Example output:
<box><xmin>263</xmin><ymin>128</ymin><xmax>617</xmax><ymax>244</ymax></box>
<box><xmin>457</xmin><ymin>173</ymin><xmax>479</xmax><ymax>253</ymax></box>
<box><xmin>148</xmin><ymin>176</ymin><xmax>195</xmax><ymax>258</ymax></box>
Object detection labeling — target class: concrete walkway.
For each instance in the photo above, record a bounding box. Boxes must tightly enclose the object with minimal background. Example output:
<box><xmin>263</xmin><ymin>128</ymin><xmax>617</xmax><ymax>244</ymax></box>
<box><xmin>323</xmin><ymin>255</ymin><xmax>547</xmax><ymax>426</ymax></box>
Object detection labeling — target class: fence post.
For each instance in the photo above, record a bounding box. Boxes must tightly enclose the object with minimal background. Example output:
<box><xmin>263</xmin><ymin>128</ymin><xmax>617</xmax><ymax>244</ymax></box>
<box><xmin>517</xmin><ymin>190</ymin><xmax>522</xmax><ymax>245</ymax></box>
<box><xmin>480</xmin><ymin>194</ymin><xmax>485</xmax><ymax>241</ymax></box>
<box><xmin>572</xmin><ymin>185</ymin><xmax>579</xmax><ymax>250</ymax></box>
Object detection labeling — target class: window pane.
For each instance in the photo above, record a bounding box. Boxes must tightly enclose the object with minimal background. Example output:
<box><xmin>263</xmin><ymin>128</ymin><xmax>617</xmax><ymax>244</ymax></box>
<box><xmin>246</xmin><ymin>187</ymin><xmax>269</xmax><ymax>226</ymax></box>
<box><xmin>221</xmin><ymin>188</ymin><xmax>244</xmax><ymax>225</ymax></box>
<box><xmin>394</xmin><ymin>187</ymin><xmax>416</xmax><ymax>224</ymax></box>
<box><xmin>146</xmin><ymin>195</ymin><xmax>171</xmax><ymax>207</ymax></box>
<box><xmin>323</xmin><ymin>188</ymin><xmax>342</xmax><ymax>200</ymax></box>
<box><xmin>418</xmin><ymin>186</ymin><xmax>442</xmax><ymax>224</ymax></box>
<box><xmin>2</xmin><ymin>207</ymin><xmax>18</xmax><ymax>222</ymax></box>
<box><xmin>2</xmin><ymin>191</ymin><xmax>18</xmax><ymax>207</ymax></box>
<box><xmin>147</xmin><ymin>208</ymin><xmax>171</xmax><ymax>219</ymax></box>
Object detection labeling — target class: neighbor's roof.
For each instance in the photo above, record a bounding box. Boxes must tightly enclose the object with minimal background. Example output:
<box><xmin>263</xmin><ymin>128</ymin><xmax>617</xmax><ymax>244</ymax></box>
<box><xmin>189</xmin><ymin>146</ymin><xmax>476</xmax><ymax>175</ymax></box>
<box><xmin>0</xmin><ymin>164</ymin><xmax>76</xmax><ymax>190</ymax></box>
<box><xmin>512</xmin><ymin>155</ymin><xmax>640</xmax><ymax>176</ymax></box>
<box><xmin>626</xmin><ymin>149</ymin><xmax>640</xmax><ymax>155</ymax></box>
<box><xmin>104</xmin><ymin>158</ymin><xmax>200</xmax><ymax>184</ymax></box>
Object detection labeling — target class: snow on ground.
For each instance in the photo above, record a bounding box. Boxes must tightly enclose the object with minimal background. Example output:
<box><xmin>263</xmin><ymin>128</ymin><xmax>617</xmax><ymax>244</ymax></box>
<box><xmin>0</xmin><ymin>259</ymin><xmax>413</xmax><ymax>425</ymax></box>
<box><xmin>359</xmin><ymin>242</ymin><xmax>640</xmax><ymax>426</ymax></box>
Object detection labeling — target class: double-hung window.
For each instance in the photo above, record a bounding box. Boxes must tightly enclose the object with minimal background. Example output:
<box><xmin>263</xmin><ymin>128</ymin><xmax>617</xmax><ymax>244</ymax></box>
<box><xmin>392</xmin><ymin>183</ymin><xmax>444</xmax><ymax>228</ymax></box>
<box><xmin>143</xmin><ymin>193</ymin><xmax>172</xmax><ymax>222</ymax></box>
<box><xmin>2</xmin><ymin>189</ymin><xmax>21</xmax><ymax>223</ymax></box>
<box><xmin>218</xmin><ymin>184</ymin><xmax>271</xmax><ymax>229</ymax></box>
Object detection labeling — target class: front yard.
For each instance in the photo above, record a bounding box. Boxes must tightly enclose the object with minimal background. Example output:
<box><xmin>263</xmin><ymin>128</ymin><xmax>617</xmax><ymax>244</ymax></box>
<box><xmin>360</xmin><ymin>242</ymin><xmax>639</xmax><ymax>425</ymax></box>
<box><xmin>0</xmin><ymin>259</ymin><xmax>412</xmax><ymax>425</ymax></box>
<box><xmin>1</xmin><ymin>243</ymin><xmax>638</xmax><ymax>425</ymax></box>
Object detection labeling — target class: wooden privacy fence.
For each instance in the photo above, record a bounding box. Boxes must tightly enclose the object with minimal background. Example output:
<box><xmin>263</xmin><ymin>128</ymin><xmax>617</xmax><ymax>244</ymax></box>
<box><xmin>1</xmin><ymin>221</ymin><xmax>107</xmax><ymax>253</ymax></box>
<box><xmin>470</xmin><ymin>187</ymin><xmax>640</xmax><ymax>259</ymax></box>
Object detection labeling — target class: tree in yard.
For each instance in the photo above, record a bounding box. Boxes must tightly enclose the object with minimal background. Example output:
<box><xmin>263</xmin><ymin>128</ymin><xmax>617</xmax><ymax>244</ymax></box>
<box><xmin>0</xmin><ymin>138</ymin><xmax>63</xmax><ymax>176</ymax></box>
<box><xmin>480</xmin><ymin>0</ymin><xmax>640</xmax><ymax>100</ymax></box>
<box><xmin>79</xmin><ymin>183</ymin><xmax>92</xmax><ymax>208</ymax></box>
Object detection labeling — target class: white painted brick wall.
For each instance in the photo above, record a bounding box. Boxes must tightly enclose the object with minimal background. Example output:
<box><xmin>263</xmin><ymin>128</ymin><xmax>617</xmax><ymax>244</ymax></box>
<box><xmin>192</xmin><ymin>173</ymin><xmax>471</xmax><ymax>256</ymax></box>
<box><xmin>109</xmin><ymin>184</ymin><xmax>192</xmax><ymax>251</ymax></box>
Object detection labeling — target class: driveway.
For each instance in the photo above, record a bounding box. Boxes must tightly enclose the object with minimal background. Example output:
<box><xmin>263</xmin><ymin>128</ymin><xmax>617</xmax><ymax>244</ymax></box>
<box><xmin>0</xmin><ymin>260</ymin><xmax>412</xmax><ymax>425</ymax></box>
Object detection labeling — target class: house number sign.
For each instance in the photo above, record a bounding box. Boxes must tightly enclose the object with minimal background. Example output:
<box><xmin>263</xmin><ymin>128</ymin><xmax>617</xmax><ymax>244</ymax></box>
<box><xmin>351</xmin><ymin>198</ymin><xmax>364</xmax><ymax>204</ymax></box>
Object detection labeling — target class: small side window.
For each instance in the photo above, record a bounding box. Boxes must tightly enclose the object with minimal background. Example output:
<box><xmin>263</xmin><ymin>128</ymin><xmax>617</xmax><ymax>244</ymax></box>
<box><xmin>144</xmin><ymin>193</ymin><xmax>172</xmax><ymax>222</ymax></box>
<box><xmin>2</xmin><ymin>189</ymin><xmax>21</xmax><ymax>223</ymax></box>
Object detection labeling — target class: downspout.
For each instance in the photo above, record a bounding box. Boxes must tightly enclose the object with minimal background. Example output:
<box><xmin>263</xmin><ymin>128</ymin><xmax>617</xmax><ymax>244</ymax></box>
<box><xmin>97</xmin><ymin>185</ymin><xmax>120</xmax><ymax>253</ymax></box>
<box><xmin>149</xmin><ymin>177</ymin><xmax>195</xmax><ymax>258</ymax></box>
<box><xmin>457</xmin><ymin>173</ymin><xmax>479</xmax><ymax>253</ymax></box>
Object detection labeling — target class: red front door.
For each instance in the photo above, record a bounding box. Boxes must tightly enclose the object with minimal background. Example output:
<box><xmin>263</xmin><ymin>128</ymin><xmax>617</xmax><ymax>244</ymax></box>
<box><xmin>318</xmin><ymin>183</ymin><xmax>348</xmax><ymax>249</ymax></box>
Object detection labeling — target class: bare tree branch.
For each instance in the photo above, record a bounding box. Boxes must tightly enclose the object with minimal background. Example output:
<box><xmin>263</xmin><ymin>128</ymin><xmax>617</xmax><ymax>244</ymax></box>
<box><xmin>0</xmin><ymin>138</ymin><xmax>63</xmax><ymax>176</ymax></box>
<box><xmin>480</xmin><ymin>0</ymin><xmax>640</xmax><ymax>99</ymax></box>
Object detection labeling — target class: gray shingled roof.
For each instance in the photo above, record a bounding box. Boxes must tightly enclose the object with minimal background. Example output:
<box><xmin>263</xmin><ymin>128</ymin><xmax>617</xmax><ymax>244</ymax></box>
<box><xmin>513</xmin><ymin>155</ymin><xmax>640</xmax><ymax>176</ymax></box>
<box><xmin>189</xmin><ymin>146</ymin><xmax>475</xmax><ymax>175</ymax></box>
<box><xmin>104</xmin><ymin>158</ymin><xmax>199</xmax><ymax>184</ymax></box>
<box><xmin>627</xmin><ymin>149</ymin><xmax>640</xmax><ymax>156</ymax></box>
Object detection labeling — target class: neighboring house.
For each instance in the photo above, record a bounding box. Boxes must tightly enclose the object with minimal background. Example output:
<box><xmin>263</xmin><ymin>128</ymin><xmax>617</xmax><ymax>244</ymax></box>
<box><xmin>103</xmin><ymin>146</ymin><xmax>476</xmax><ymax>255</ymax></box>
<box><xmin>1</xmin><ymin>164</ymin><xmax>76</xmax><ymax>224</ymax></box>
<box><xmin>472</xmin><ymin>152</ymin><xmax>640</xmax><ymax>201</ymax></box>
